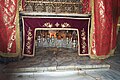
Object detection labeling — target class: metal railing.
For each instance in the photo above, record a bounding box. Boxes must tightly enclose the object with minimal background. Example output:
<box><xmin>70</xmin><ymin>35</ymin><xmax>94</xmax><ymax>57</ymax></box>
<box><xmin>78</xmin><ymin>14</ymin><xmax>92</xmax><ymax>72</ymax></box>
<box><xmin>23</xmin><ymin>0</ymin><xmax>85</xmax><ymax>14</ymax></box>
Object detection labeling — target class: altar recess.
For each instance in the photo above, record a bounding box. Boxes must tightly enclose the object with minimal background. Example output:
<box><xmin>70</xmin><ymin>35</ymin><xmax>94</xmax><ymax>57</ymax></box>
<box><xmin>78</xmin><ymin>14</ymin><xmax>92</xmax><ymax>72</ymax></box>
<box><xmin>21</xmin><ymin>13</ymin><xmax>91</xmax><ymax>56</ymax></box>
<box><xmin>20</xmin><ymin>0</ymin><xmax>120</xmax><ymax>59</ymax></box>
<box><xmin>0</xmin><ymin>0</ymin><xmax>119</xmax><ymax>59</ymax></box>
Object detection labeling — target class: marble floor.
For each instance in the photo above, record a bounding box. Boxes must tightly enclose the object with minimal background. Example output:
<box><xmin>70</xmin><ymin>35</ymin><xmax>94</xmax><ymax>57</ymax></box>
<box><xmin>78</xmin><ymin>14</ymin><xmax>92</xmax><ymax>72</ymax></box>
<box><xmin>2</xmin><ymin>47</ymin><xmax>110</xmax><ymax>73</ymax></box>
<box><xmin>0</xmin><ymin>30</ymin><xmax>120</xmax><ymax>80</ymax></box>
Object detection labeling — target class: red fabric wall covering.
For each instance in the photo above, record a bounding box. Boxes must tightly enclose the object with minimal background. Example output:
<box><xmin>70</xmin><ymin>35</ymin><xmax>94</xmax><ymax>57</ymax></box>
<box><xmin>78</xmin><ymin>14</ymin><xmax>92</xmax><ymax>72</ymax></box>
<box><xmin>91</xmin><ymin>0</ymin><xmax>119</xmax><ymax>59</ymax></box>
<box><xmin>82</xmin><ymin>0</ymin><xmax>91</xmax><ymax>14</ymax></box>
<box><xmin>0</xmin><ymin>0</ymin><xmax>18</xmax><ymax>54</ymax></box>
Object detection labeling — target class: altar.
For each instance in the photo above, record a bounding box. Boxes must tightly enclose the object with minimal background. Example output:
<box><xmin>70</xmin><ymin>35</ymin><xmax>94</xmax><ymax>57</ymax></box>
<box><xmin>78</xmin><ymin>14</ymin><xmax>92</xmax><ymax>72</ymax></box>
<box><xmin>21</xmin><ymin>12</ymin><xmax>91</xmax><ymax>56</ymax></box>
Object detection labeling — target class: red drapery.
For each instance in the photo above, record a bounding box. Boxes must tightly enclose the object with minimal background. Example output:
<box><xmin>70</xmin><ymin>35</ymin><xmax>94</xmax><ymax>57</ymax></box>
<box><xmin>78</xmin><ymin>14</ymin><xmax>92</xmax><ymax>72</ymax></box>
<box><xmin>82</xmin><ymin>0</ymin><xmax>91</xmax><ymax>14</ymax></box>
<box><xmin>90</xmin><ymin>0</ymin><xmax>119</xmax><ymax>59</ymax></box>
<box><xmin>0</xmin><ymin>0</ymin><xmax>19</xmax><ymax>57</ymax></box>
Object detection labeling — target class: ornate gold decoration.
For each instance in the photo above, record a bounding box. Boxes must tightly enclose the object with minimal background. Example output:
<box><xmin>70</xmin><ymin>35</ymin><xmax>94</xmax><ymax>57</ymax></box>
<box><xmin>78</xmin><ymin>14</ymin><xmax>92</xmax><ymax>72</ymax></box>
<box><xmin>55</xmin><ymin>22</ymin><xmax>60</xmax><ymax>27</ymax></box>
<box><xmin>81</xmin><ymin>28</ymin><xmax>86</xmax><ymax>54</ymax></box>
<box><xmin>26</xmin><ymin>27</ymin><xmax>33</xmax><ymax>54</ymax></box>
<box><xmin>43</xmin><ymin>22</ymin><xmax>53</xmax><ymax>28</ymax></box>
<box><xmin>61</xmin><ymin>22</ymin><xmax>71</xmax><ymax>28</ymax></box>
<box><xmin>43</xmin><ymin>22</ymin><xmax>71</xmax><ymax>28</ymax></box>
<box><xmin>3</xmin><ymin>0</ymin><xmax>18</xmax><ymax>52</ymax></box>
<box><xmin>7</xmin><ymin>29</ymin><xmax>16</xmax><ymax>52</ymax></box>
<box><xmin>3</xmin><ymin>0</ymin><xmax>16</xmax><ymax>29</ymax></box>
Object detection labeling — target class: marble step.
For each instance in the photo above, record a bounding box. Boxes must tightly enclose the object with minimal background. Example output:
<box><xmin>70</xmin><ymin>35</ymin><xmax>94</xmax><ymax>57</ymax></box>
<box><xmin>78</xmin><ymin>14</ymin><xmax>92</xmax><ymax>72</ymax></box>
<box><xmin>3</xmin><ymin>64</ymin><xmax>110</xmax><ymax>73</ymax></box>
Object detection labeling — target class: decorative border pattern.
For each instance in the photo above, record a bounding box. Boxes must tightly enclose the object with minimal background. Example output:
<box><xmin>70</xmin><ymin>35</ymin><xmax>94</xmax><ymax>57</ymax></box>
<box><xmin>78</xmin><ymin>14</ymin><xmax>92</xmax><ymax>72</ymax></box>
<box><xmin>43</xmin><ymin>22</ymin><xmax>71</xmax><ymax>28</ymax></box>
<box><xmin>26</xmin><ymin>27</ymin><xmax>33</xmax><ymax>55</ymax></box>
<box><xmin>7</xmin><ymin>29</ymin><xmax>16</xmax><ymax>52</ymax></box>
<box><xmin>81</xmin><ymin>28</ymin><xmax>87</xmax><ymax>54</ymax></box>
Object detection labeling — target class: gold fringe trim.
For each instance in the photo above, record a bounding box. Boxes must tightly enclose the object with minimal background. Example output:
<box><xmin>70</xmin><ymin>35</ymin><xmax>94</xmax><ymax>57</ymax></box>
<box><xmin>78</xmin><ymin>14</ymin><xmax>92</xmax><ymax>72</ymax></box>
<box><xmin>90</xmin><ymin>48</ymin><xmax>115</xmax><ymax>59</ymax></box>
<box><xmin>118</xmin><ymin>16</ymin><xmax>120</xmax><ymax>29</ymax></box>
<box><xmin>19</xmin><ymin>0</ymin><xmax>23</xmax><ymax>11</ymax></box>
<box><xmin>89</xmin><ymin>0</ymin><xmax>95</xmax><ymax>58</ymax></box>
<box><xmin>16</xmin><ymin>0</ymin><xmax>21</xmax><ymax>57</ymax></box>
<box><xmin>0</xmin><ymin>53</ymin><xmax>19</xmax><ymax>57</ymax></box>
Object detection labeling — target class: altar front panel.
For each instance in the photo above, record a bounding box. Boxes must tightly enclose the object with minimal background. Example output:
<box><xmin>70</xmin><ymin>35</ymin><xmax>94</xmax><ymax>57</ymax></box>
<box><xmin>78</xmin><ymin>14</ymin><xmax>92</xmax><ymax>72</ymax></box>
<box><xmin>22</xmin><ymin>16</ymin><xmax>90</xmax><ymax>56</ymax></box>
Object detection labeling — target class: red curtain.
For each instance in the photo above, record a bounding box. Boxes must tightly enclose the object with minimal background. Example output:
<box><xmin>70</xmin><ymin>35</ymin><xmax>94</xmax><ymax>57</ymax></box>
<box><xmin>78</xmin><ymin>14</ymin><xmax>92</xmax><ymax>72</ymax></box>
<box><xmin>0</xmin><ymin>0</ymin><xmax>18</xmax><ymax>54</ymax></box>
<box><xmin>22</xmin><ymin>0</ymin><xmax>25</xmax><ymax>11</ymax></box>
<box><xmin>82</xmin><ymin>0</ymin><xmax>91</xmax><ymax>14</ymax></box>
<box><xmin>90</xmin><ymin>0</ymin><xmax>119</xmax><ymax>59</ymax></box>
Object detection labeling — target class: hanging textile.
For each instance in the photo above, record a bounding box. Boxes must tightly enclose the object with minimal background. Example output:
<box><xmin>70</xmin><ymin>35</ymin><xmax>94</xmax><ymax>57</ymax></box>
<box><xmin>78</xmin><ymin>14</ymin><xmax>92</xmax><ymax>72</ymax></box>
<box><xmin>21</xmin><ymin>0</ymin><xmax>25</xmax><ymax>11</ymax></box>
<box><xmin>82</xmin><ymin>0</ymin><xmax>91</xmax><ymax>14</ymax></box>
<box><xmin>90</xmin><ymin>0</ymin><xmax>119</xmax><ymax>59</ymax></box>
<box><xmin>0</xmin><ymin>0</ymin><xmax>20</xmax><ymax>57</ymax></box>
